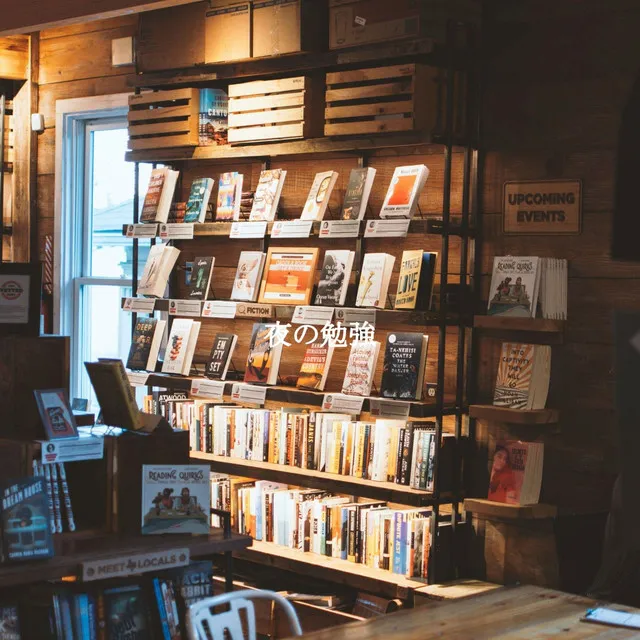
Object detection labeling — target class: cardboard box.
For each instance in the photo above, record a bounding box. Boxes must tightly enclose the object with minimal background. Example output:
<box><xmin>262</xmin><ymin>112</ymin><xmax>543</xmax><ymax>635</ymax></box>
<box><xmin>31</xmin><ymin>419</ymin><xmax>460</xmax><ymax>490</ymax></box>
<box><xmin>205</xmin><ymin>1</ymin><xmax>252</xmax><ymax>63</ymax></box>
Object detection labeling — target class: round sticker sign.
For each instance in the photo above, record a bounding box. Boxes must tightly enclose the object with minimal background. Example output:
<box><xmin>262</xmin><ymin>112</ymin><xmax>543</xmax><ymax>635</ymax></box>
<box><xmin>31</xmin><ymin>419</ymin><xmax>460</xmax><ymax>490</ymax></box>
<box><xmin>0</xmin><ymin>280</ymin><xmax>23</xmax><ymax>301</ymax></box>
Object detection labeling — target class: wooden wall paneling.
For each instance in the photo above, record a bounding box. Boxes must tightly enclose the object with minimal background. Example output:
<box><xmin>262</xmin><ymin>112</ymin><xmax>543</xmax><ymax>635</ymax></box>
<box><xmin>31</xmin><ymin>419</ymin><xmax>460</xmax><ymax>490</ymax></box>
<box><xmin>0</xmin><ymin>36</ymin><xmax>29</xmax><ymax>80</ymax></box>
<box><xmin>40</xmin><ymin>14</ymin><xmax>138</xmax><ymax>39</ymax></box>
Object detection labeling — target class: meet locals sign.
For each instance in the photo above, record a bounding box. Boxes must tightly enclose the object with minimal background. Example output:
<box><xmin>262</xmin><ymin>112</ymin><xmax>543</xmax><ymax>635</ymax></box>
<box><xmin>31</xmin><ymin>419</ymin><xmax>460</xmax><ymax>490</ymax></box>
<box><xmin>503</xmin><ymin>179</ymin><xmax>581</xmax><ymax>235</ymax></box>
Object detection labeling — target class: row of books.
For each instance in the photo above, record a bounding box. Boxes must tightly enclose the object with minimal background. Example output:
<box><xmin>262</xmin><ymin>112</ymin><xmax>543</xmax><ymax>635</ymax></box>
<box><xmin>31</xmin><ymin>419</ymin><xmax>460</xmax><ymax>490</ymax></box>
<box><xmin>139</xmin><ymin>242</ymin><xmax>436</xmax><ymax>312</ymax></box>
<box><xmin>488</xmin><ymin>256</ymin><xmax>568</xmax><ymax>320</ymax></box>
<box><xmin>4</xmin><ymin>561</ymin><xmax>213</xmax><ymax>639</ymax></box>
<box><xmin>211</xmin><ymin>476</ymin><xmax>432</xmax><ymax>579</ymax></box>
<box><xmin>141</xmin><ymin>164</ymin><xmax>430</xmax><ymax>225</ymax></box>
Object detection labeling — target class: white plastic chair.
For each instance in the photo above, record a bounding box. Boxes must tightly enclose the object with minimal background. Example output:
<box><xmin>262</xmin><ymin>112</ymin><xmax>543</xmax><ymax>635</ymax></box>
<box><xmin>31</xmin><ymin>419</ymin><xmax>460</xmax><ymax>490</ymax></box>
<box><xmin>187</xmin><ymin>589</ymin><xmax>303</xmax><ymax>640</ymax></box>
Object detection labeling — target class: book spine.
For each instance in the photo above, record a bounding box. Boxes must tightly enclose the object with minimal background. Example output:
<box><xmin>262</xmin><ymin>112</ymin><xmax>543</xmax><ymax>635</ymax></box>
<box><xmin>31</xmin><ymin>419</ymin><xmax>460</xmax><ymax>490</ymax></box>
<box><xmin>381</xmin><ymin>517</ymin><xmax>391</xmax><ymax>571</ymax></box>
<box><xmin>305</xmin><ymin>419</ymin><xmax>316</xmax><ymax>470</ymax></box>
<box><xmin>419</xmin><ymin>434</ymin><xmax>430</xmax><ymax>489</ymax></box>
<box><xmin>392</xmin><ymin>512</ymin><xmax>403</xmax><ymax>574</ymax></box>
<box><xmin>426</xmin><ymin>433</ymin><xmax>437</xmax><ymax>491</ymax></box>
<box><xmin>320</xmin><ymin>504</ymin><xmax>327</xmax><ymax>556</ymax></box>
<box><xmin>263</xmin><ymin>412</ymin><xmax>270</xmax><ymax>462</ymax></box>
<box><xmin>49</xmin><ymin>463</ymin><xmax>63</xmax><ymax>533</ymax></box>
<box><xmin>57</xmin><ymin>463</ymin><xmax>76</xmax><ymax>532</ymax></box>
<box><xmin>394</xmin><ymin>427</ymin><xmax>405</xmax><ymax>483</ymax></box>
<box><xmin>325</xmin><ymin>505</ymin><xmax>333</xmax><ymax>557</ymax></box>
<box><xmin>347</xmin><ymin>508</ymin><xmax>357</xmax><ymax>562</ymax></box>
<box><xmin>154</xmin><ymin>578</ymin><xmax>172</xmax><ymax>640</ymax></box>
<box><xmin>34</xmin><ymin>460</ymin><xmax>56</xmax><ymax>534</ymax></box>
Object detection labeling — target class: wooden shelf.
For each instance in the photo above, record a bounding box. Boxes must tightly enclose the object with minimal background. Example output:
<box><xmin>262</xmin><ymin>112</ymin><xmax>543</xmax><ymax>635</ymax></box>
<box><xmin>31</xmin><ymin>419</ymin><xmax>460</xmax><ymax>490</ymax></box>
<box><xmin>469</xmin><ymin>405</ymin><xmax>559</xmax><ymax>425</ymax></box>
<box><xmin>473</xmin><ymin>316</ymin><xmax>565</xmax><ymax>344</ymax></box>
<box><xmin>235</xmin><ymin>539</ymin><xmax>426</xmax><ymax>600</ymax></box>
<box><xmin>0</xmin><ymin>529</ymin><xmax>252</xmax><ymax>589</ymax></box>
<box><xmin>191</xmin><ymin>452</ymin><xmax>441</xmax><ymax>507</ymax></box>
<box><xmin>145</xmin><ymin>374</ymin><xmax>457</xmax><ymax>419</ymax></box>
<box><xmin>464</xmin><ymin>499</ymin><xmax>557</xmax><ymax>520</ymax></box>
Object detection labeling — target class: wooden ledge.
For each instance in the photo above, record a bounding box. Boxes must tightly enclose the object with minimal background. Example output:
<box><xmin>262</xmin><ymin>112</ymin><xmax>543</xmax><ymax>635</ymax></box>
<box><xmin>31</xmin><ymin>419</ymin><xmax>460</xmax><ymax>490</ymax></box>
<box><xmin>414</xmin><ymin>579</ymin><xmax>501</xmax><ymax>603</ymax></box>
<box><xmin>469</xmin><ymin>405</ymin><xmax>559</xmax><ymax>424</ymax></box>
<box><xmin>464</xmin><ymin>499</ymin><xmax>557</xmax><ymax>520</ymax></box>
<box><xmin>474</xmin><ymin>316</ymin><xmax>565</xmax><ymax>333</ymax></box>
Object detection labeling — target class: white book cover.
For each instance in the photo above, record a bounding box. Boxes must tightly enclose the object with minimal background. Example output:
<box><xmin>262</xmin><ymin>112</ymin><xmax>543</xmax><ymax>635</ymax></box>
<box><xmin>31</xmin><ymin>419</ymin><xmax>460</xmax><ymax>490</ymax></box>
<box><xmin>356</xmin><ymin>253</ymin><xmax>394</xmax><ymax>308</ymax></box>
<box><xmin>162</xmin><ymin>319</ymin><xmax>195</xmax><ymax>375</ymax></box>
<box><xmin>342</xmin><ymin>340</ymin><xmax>381</xmax><ymax>397</ymax></box>
<box><xmin>231</xmin><ymin>251</ymin><xmax>266</xmax><ymax>301</ymax></box>
<box><xmin>379</xmin><ymin>164</ymin><xmax>429</xmax><ymax>219</ymax></box>
<box><xmin>249</xmin><ymin>169</ymin><xmax>286</xmax><ymax>221</ymax></box>
<box><xmin>138</xmin><ymin>245</ymin><xmax>180</xmax><ymax>298</ymax></box>
<box><xmin>300</xmin><ymin>171</ymin><xmax>339</xmax><ymax>221</ymax></box>
<box><xmin>488</xmin><ymin>256</ymin><xmax>540</xmax><ymax>318</ymax></box>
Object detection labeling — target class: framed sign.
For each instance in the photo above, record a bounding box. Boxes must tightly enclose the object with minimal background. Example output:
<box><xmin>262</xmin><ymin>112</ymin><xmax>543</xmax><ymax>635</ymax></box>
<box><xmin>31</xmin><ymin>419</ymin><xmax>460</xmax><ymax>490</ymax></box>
<box><xmin>0</xmin><ymin>262</ymin><xmax>42</xmax><ymax>335</ymax></box>
<box><xmin>34</xmin><ymin>389</ymin><xmax>79</xmax><ymax>440</ymax></box>
<box><xmin>503</xmin><ymin>179</ymin><xmax>582</xmax><ymax>235</ymax></box>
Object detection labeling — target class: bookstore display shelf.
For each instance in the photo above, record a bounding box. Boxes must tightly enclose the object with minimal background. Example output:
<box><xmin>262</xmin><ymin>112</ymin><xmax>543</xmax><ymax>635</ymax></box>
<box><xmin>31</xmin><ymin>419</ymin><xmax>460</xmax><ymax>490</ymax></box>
<box><xmin>191</xmin><ymin>452</ymin><xmax>444</xmax><ymax>507</ymax></box>
<box><xmin>473</xmin><ymin>316</ymin><xmax>565</xmax><ymax>344</ymax></box>
<box><xmin>235</xmin><ymin>540</ymin><xmax>427</xmax><ymax>600</ymax></box>
<box><xmin>463</xmin><ymin>499</ymin><xmax>558</xmax><ymax>520</ymax></box>
<box><xmin>469</xmin><ymin>405</ymin><xmax>559</xmax><ymax>425</ymax></box>
<box><xmin>144</xmin><ymin>373</ymin><xmax>458</xmax><ymax>418</ymax></box>
<box><xmin>0</xmin><ymin>529</ymin><xmax>252</xmax><ymax>589</ymax></box>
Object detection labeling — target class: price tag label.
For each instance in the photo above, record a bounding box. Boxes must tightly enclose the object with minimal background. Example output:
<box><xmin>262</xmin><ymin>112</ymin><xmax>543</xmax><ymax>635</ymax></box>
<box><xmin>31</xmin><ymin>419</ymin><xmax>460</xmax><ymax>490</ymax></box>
<box><xmin>169</xmin><ymin>299</ymin><xmax>202</xmax><ymax>317</ymax></box>
<box><xmin>364</xmin><ymin>219</ymin><xmax>411</xmax><ymax>238</ymax></box>
<box><xmin>292</xmin><ymin>306</ymin><xmax>334</xmax><ymax>326</ymax></box>
<box><xmin>354</xmin><ymin>15</ymin><xmax>367</xmax><ymax>26</ymax></box>
<box><xmin>231</xmin><ymin>383</ymin><xmax>267</xmax><ymax>406</ymax></box>
<box><xmin>230</xmin><ymin>221</ymin><xmax>267</xmax><ymax>239</ymax></box>
<box><xmin>318</xmin><ymin>220</ymin><xmax>360</xmax><ymax>239</ymax></box>
<box><xmin>271</xmin><ymin>220</ymin><xmax>313</xmax><ymax>239</ymax></box>
<box><xmin>368</xmin><ymin>398</ymin><xmax>411</xmax><ymax>420</ymax></box>
<box><xmin>159</xmin><ymin>223</ymin><xmax>195</xmax><ymax>240</ymax></box>
<box><xmin>334</xmin><ymin>308</ymin><xmax>376</xmax><ymax>327</ymax></box>
<box><xmin>40</xmin><ymin>435</ymin><xmax>105</xmax><ymax>465</ymax></box>
<box><xmin>190</xmin><ymin>378</ymin><xmax>226</xmax><ymax>400</ymax></box>
<box><xmin>322</xmin><ymin>393</ymin><xmax>365</xmax><ymax>414</ymax></box>
<box><xmin>125</xmin><ymin>224</ymin><xmax>159</xmax><ymax>238</ymax></box>
<box><xmin>235</xmin><ymin>303</ymin><xmax>273</xmax><ymax>319</ymax></box>
<box><xmin>127</xmin><ymin>371</ymin><xmax>150</xmax><ymax>387</ymax></box>
<box><xmin>202</xmin><ymin>300</ymin><xmax>237</xmax><ymax>319</ymax></box>
<box><xmin>122</xmin><ymin>298</ymin><xmax>156</xmax><ymax>313</ymax></box>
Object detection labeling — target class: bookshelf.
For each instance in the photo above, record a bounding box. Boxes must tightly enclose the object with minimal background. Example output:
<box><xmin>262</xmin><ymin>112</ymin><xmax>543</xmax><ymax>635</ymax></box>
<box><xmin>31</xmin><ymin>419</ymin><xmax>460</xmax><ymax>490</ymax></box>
<box><xmin>463</xmin><ymin>499</ymin><xmax>557</xmax><ymax>520</ymax></box>
<box><xmin>473</xmin><ymin>316</ymin><xmax>565</xmax><ymax>345</ymax></box>
<box><xmin>469</xmin><ymin>405</ymin><xmax>559</xmax><ymax>425</ymax></box>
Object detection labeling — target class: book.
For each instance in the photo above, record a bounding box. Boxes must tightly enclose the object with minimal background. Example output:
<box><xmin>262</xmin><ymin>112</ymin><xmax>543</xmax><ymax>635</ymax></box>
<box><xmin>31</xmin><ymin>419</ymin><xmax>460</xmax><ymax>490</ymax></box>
<box><xmin>342</xmin><ymin>340</ymin><xmax>381</xmax><ymax>396</ymax></box>
<box><xmin>0</xmin><ymin>604</ymin><xmax>20</xmax><ymax>639</ymax></box>
<box><xmin>379</xmin><ymin>164</ymin><xmax>429</xmax><ymax>219</ymax></box>
<box><xmin>380</xmin><ymin>333</ymin><xmax>429</xmax><ymax>400</ymax></box>
<box><xmin>126</xmin><ymin>317</ymin><xmax>166</xmax><ymax>372</ymax></box>
<box><xmin>355</xmin><ymin>253</ymin><xmax>396</xmax><ymax>309</ymax></box>
<box><xmin>216</xmin><ymin>172</ymin><xmax>243</xmax><ymax>221</ymax></box>
<box><xmin>141</xmin><ymin>465</ymin><xmax>210</xmax><ymax>534</ymax></box>
<box><xmin>314</xmin><ymin>250</ymin><xmax>354</xmax><ymax>307</ymax></box>
<box><xmin>184</xmin><ymin>177</ymin><xmax>215</xmax><ymax>223</ymax></box>
<box><xmin>487</xmin><ymin>256</ymin><xmax>541</xmax><ymax>318</ymax></box>
<box><xmin>258</xmin><ymin>247</ymin><xmax>319</xmax><ymax>305</ymax></box>
<box><xmin>141</xmin><ymin>167</ymin><xmax>180</xmax><ymax>224</ymax></box>
<box><xmin>300</xmin><ymin>171</ymin><xmax>339</xmax><ymax>221</ymax></box>
<box><xmin>231</xmin><ymin>252</ymin><xmax>266</xmax><ymax>302</ymax></box>
<box><xmin>152</xmin><ymin>577</ymin><xmax>181</xmax><ymax>640</ymax></box>
<box><xmin>161</xmin><ymin>319</ymin><xmax>201</xmax><ymax>376</ymax></box>
<box><xmin>199</xmin><ymin>88</ymin><xmax>228</xmax><ymax>146</ymax></box>
<box><xmin>488</xmin><ymin>441</ymin><xmax>544</xmax><ymax>504</ymax></box>
<box><xmin>249</xmin><ymin>169</ymin><xmax>287</xmax><ymax>221</ymax></box>
<box><xmin>493</xmin><ymin>342</ymin><xmax>551</xmax><ymax>410</ymax></box>
<box><xmin>1</xmin><ymin>477</ymin><xmax>54</xmax><ymax>561</ymax></box>
<box><xmin>205</xmin><ymin>333</ymin><xmax>238</xmax><ymax>380</ymax></box>
<box><xmin>394</xmin><ymin>250</ymin><xmax>438</xmax><ymax>311</ymax></box>
<box><xmin>103</xmin><ymin>584</ymin><xmax>151</xmax><ymax>638</ymax></box>
<box><xmin>244</xmin><ymin>323</ymin><xmax>284</xmax><ymax>385</ymax></box>
<box><xmin>189</xmin><ymin>257</ymin><xmax>215</xmax><ymax>300</ymax></box>
<box><xmin>539</xmin><ymin>257</ymin><xmax>568</xmax><ymax>320</ymax></box>
<box><xmin>164</xmin><ymin>561</ymin><xmax>213</xmax><ymax>626</ymax></box>
<box><xmin>138</xmin><ymin>244</ymin><xmax>181</xmax><ymax>298</ymax></box>
<box><xmin>341</xmin><ymin>167</ymin><xmax>377</xmax><ymax>221</ymax></box>
<box><xmin>296</xmin><ymin>342</ymin><xmax>335</xmax><ymax>391</ymax></box>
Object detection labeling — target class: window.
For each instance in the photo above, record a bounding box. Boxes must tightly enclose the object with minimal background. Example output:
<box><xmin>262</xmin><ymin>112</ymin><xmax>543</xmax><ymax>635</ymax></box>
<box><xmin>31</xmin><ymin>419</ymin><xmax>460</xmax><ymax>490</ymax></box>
<box><xmin>55</xmin><ymin>97</ymin><xmax>155</xmax><ymax>408</ymax></box>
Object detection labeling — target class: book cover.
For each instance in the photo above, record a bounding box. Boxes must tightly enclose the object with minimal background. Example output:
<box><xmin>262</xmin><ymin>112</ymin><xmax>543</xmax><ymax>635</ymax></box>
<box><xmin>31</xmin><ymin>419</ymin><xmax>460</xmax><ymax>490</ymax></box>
<box><xmin>258</xmin><ymin>248</ymin><xmax>319</xmax><ymax>305</ymax></box>
<box><xmin>488</xmin><ymin>256</ymin><xmax>539</xmax><ymax>317</ymax></box>
<box><xmin>244</xmin><ymin>323</ymin><xmax>276</xmax><ymax>384</ymax></box>
<box><xmin>356</xmin><ymin>254</ymin><xmax>394</xmax><ymax>308</ymax></box>
<box><xmin>138</xmin><ymin>245</ymin><xmax>180</xmax><ymax>298</ymax></box>
<box><xmin>341</xmin><ymin>167</ymin><xmax>376</xmax><ymax>221</ymax></box>
<box><xmin>296</xmin><ymin>342</ymin><xmax>333</xmax><ymax>391</ymax></box>
<box><xmin>314</xmin><ymin>250</ymin><xmax>353</xmax><ymax>307</ymax></box>
<box><xmin>216</xmin><ymin>172</ymin><xmax>243</xmax><ymax>221</ymax></box>
<box><xmin>493</xmin><ymin>342</ymin><xmax>535</xmax><ymax>409</ymax></box>
<box><xmin>161</xmin><ymin>319</ymin><xmax>196</xmax><ymax>375</ymax></box>
<box><xmin>141</xmin><ymin>465</ymin><xmax>210</xmax><ymax>534</ymax></box>
<box><xmin>341</xmin><ymin>341</ymin><xmax>381</xmax><ymax>397</ymax></box>
<box><xmin>184</xmin><ymin>178</ymin><xmax>214</xmax><ymax>224</ymax></box>
<box><xmin>249</xmin><ymin>169</ymin><xmax>286</xmax><ymax>221</ymax></box>
<box><xmin>165</xmin><ymin>560</ymin><xmax>213</xmax><ymax>622</ymax></box>
<box><xmin>189</xmin><ymin>257</ymin><xmax>215</xmax><ymax>300</ymax></box>
<box><xmin>1</xmin><ymin>477</ymin><xmax>54</xmax><ymax>561</ymax></box>
<box><xmin>380</xmin><ymin>333</ymin><xmax>427</xmax><ymax>400</ymax></box>
<box><xmin>199</xmin><ymin>88</ymin><xmax>228</xmax><ymax>147</ymax></box>
<box><xmin>140</xmin><ymin>168</ymin><xmax>166</xmax><ymax>223</ymax></box>
<box><xmin>301</xmin><ymin>171</ymin><xmax>338</xmax><ymax>221</ymax></box>
<box><xmin>126</xmin><ymin>317</ymin><xmax>160</xmax><ymax>371</ymax></box>
<box><xmin>379</xmin><ymin>165</ymin><xmax>429</xmax><ymax>218</ymax></box>
<box><xmin>394</xmin><ymin>251</ymin><xmax>437</xmax><ymax>310</ymax></box>
<box><xmin>103</xmin><ymin>585</ymin><xmax>151</xmax><ymax>639</ymax></box>
<box><xmin>0</xmin><ymin>605</ymin><xmax>20</xmax><ymax>639</ymax></box>
<box><xmin>231</xmin><ymin>251</ymin><xmax>265</xmax><ymax>302</ymax></box>
<box><xmin>205</xmin><ymin>333</ymin><xmax>237</xmax><ymax>379</ymax></box>
<box><xmin>488</xmin><ymin>441</ymin><xmax>542</xmax><ymax>504</ymax></box>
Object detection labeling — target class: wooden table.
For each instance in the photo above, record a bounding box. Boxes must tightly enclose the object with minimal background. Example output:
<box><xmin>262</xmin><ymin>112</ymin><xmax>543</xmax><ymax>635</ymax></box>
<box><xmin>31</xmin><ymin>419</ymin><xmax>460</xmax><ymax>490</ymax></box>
<box><xmin>294</xmin><ymin>585</ymin><xmax>640</xmax><ymax>639</ymax></box>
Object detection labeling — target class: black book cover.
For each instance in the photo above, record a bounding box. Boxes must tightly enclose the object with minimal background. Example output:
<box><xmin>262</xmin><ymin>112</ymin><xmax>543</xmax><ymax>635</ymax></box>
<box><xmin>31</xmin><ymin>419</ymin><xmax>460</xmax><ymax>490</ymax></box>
<box><xmin>103</xmin><ymin>584</ymin><xmax>151</xmax><ymax>639</ymax></box>
<box><xmin>416</xmin><ymin>252</ymin><xmax>437</xmax><ymax>311</ymax></box>
<box><xmin>164</xmin><ymin>561</ymin><xmax>213</xmax><ymax>627</ymax></box>
<box><xmin>381</xmin><ymin>333</ymin><xmax>424</xmax><ymax>399</ymax></box>
<box><xmin>325</xmin><ymin>506</ymin><xmax>332</xmax><ymax>557</ymax></box>
<box><xmin>341</xmin><ymin>168</ymin><xmax>369</xmax><ymax>220</ymax></box>
<box><xmin>394</xmin><ymin>427</ymin><xmax>406</xmax><ymax>483</ymax></box>
<box><xmin>347</xmin><ymin>507</ymin><xmax>357</xmax><ymax>560</ymax></box>
<box><xmin>126</xmin><ymin>318</ymin><xmax>158</xmax><ymax>371</ymax></box>
<box><xmin>315</xmin><ymin>251</ymin><xmax>349</xmax><ymax>306</ymax></box>
<box><xmin>0</xmin><ymin>604</ymin><xmax>20</xmax><ymax>639</ymax></box>
<box><xmin>398</xmin><ymin>424</ymin><xmax>415</xmax><ymax>486</ymax></box>
<box><xmin>189</xmin><ymin>257</ymin><xmax>214</xmax><ymax>300</ymax></box>
<box><xmin>205</xmin><ymin>333</ymin><xmax>236</xmax><ymax>379</ymax></box>
<box><xmin>1</xmin><ymin>477</ymin><xmax>54</xmax><ymax>562</ymax></box>
<box><xmin>306</xmin><ymin>419</ymin><xmax>316</xmax><ymax>470</ymax></box>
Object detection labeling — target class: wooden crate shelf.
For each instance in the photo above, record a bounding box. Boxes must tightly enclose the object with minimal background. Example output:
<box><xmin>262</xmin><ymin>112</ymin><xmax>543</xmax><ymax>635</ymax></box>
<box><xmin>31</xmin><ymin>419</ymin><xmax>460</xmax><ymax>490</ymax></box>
<box><xmin>235</xmin><ymin>539</ymin><xmax>426</xmax><ymax>600</ymax></box>
<box><xmin>192</xmin><ymin>452</ymin><xmax>441</xmax><ymax>507</ymax></box>
<box><xmin>464</xmin><ymin>499</ymin><xmax>557</xmax><ymax>520</ymax></box>
<box><xmin>128</xmin><ymin>88</ymin><xmax>199</xmax><ymax>151</ymax></box>
<box><xmin>469</xmin><ymin>405</ymin><xmax>559</xmax><ymax>425</ymax></box>
<box><xmin>474</xmin><ymin>316</ymin><xmax>565</xmax><ymax>344</ymax></box>
<box><xmin>3</xmin><ymin>114</ymin><xmax>14</xmax><ymax>164</ymax></box>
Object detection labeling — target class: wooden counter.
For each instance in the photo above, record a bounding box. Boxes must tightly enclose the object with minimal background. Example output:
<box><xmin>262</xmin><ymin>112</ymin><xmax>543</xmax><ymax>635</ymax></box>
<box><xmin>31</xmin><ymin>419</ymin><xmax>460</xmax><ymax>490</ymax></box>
<box><xmin>293</xmin><ymin>585</ymin><xmax>640</xmax><ymax>639</ymax></box>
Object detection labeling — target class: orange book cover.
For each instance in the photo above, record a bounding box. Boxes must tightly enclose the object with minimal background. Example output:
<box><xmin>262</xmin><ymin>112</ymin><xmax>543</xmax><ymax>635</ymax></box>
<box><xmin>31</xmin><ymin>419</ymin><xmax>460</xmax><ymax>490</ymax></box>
<box><xmin>244</xmin><ymin>323</ymin><xmax>273</xmax><ymax>384</ymax></box>
<box><xmin>258</xmin><ymin>248</ymin><xmax>319</xmax><ymax>304</ymax></box>
<box><xmin>387</xmin><ymin>174</ymin><xmax>418</xmax><ymax>206</ymax></box>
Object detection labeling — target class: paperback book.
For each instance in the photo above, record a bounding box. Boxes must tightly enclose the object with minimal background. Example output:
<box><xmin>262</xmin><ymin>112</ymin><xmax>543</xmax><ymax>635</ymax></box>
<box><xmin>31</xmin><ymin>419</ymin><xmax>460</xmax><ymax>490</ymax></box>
<box><xmin>300</xmin><ymin>171</ymin><xmax>339</xmax><ymax>221</ymax></box>
<box><xmin>488</xmin><ymin>256</ymin><xmax>540</xmax><ymax>317</ymax></box>
<box><xmin>341</xmin><ymin>167</ymin><xmax>377</xmax><ymax>221</ymax></box>
<box><xmin>296</xmin><ymin>342</ymin><xmax>335</xmax><ymax>391</ymax></box>
<box><xmin>184</xmin><ymin>177</ymin><xmax>215</xmax><ymax>223</ymax></box>
<box><xmin>103</xmin><ymin>584</ymin><xmax>151</xmax><ymax>638</ymax></box>
<box><xmin>315</xmin><ymin>250</ymin><xmax>354</xmax><ymax>306</ymax></box>
<box><xmin>161</xmin><ymin>319</ymin><xmax>201</xmax><ymax>376</ymax></box>
<box><xmin>205</xmin><ymin>333</ymin><xmax>238</xmax><ymax>380</ymax></box>
<box><xmin>141</xmin><ymin>465</ymin><xmax>210</xmax><ymax>534</ymax></box>
<box><xmin>231</xmin><ymin>251</ymin><xmax>266</xmax><ymax>302</ymax></box>
<box><xmin>380</xmin><ymin>333</ymin><xmax>429</xmax><ymax>400</ymax></box>
<box><xmin>126</xmin><ymin>317</ymin><xmax>167</xmax><ymax>372</ymax></box>
<box><xmin>141</xmin><ymin>167</ymin><xmax>180</xmax><ymax>224</ymax></box>
<box><xmin>249</xmin><ymin>169</ymin><xmax>286</xmax><ymax>221</ymax></box>
<box><xmin>355</xmin><ymin>253</ymin><xmax>396</xmax><ymax>309</ymax></box>
<box><xmin>216</xmin><ymin>172</ymin><xmax>244</xmax><ymax>221</ymax></box>
<box><xmin>258</xmin><ymin>247</ymin><xmax>319</xmax><ymax>305</ymax></box>
<box><xmin>189</xmin><ymin>257</ymin><xmax>215</xmax><ymax>300</ymax></box>
<box><xmin>488</xmin><ymin>441</ymin><xmax>544</xmax><ymax>505</ymax></box>
<box><xmin>394</xmin><ymin>250</ymin><xmax>437</xmax><ymax>311</ymax></box>
<box><xmin>244</xmin><ymin>323</ymin><xmax>284</xmax><ymax>385</ymax></box>
<box><xmin>379</xmin><ymin>165</ymin><xmax>429</xmax><ymax>219</ymax></box>
<box><xmin>342</xmin><ymin>340</ymin><xmax>381</xmax><ymax>397</ymax></box>
<box><xmin>138</xmin><ymin>244</ymin><xmax>181</xmax><ymax>298</ymax></box>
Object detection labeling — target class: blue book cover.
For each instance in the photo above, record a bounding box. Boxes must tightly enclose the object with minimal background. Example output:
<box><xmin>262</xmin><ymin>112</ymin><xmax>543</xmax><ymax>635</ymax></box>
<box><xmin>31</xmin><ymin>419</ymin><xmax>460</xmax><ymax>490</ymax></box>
<box><xmin>153</xmin><ymin>578</ymin><xmax>171</xmax><ymax>640</ymax></box>
<box><xmin>340</xmin><ymin>508</ymin><xmax>349</xmax><ymax>560</ymax></box>
<box><xmin>392</xmin><ymin>512</ymin><xmax>403</xmax><ymax>575</ymax></box>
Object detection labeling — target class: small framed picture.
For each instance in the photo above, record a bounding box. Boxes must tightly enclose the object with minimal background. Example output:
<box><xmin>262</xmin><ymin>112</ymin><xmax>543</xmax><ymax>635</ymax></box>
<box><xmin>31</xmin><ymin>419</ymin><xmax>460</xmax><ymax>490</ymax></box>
<box><xmin>34</xmin><ymin>389</ymin><xmax>78</xmax><ymax>440</ymax></box>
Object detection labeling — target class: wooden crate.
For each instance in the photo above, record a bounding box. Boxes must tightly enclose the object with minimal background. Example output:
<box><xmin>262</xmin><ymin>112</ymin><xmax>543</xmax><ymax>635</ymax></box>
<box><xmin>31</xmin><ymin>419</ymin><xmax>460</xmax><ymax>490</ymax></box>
<box><xmin>228</xmin><ymin>76</ymin><xmax>321</xmax><ymax>144</ymax></box>
<box><xmin>324</xmin><ymin>64</ymin><xmax>439</xmax><ymax>137</ymax></box>
<box><xmin>3</xmin><ymin>114</ymin><xmax>14</xmax><ymax>164</ymax></box>
<box><xmin>128</xmin><ymin>88</ymin><xmax>199</xmax><ymax>151</ymax></box>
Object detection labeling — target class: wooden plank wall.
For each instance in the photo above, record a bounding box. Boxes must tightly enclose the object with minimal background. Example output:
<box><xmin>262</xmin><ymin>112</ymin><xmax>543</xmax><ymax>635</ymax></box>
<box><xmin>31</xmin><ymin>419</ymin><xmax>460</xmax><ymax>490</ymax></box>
<box><xmin>36</xmin><ymin>15</ymin><xmax>138</xmax><ymax>261</ymax></box>
<box><xmin>477</xmin><ymin>0</ymin><xmax>640</xmax><ymax>510</ymax></box>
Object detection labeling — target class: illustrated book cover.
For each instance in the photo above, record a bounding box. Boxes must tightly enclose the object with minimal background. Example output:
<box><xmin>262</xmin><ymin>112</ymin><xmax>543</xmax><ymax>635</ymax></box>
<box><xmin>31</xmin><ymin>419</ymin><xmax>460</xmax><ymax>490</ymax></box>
<box><xmin>341</xmin><ymin>167</ymin><xmax>377</xmax><ymax>221</ymax></box>
<box><xmin>184</xmin><ymin>177</ymin><xmax>215</xmax><ymax>224</ymax></box>
<box><xmin>189</xmin><ymin>257</ymin><xmax>215</xmax><ymax>300</ymax></box>
<box><xmin>296</xmin><ymin>342</ymin><xmax>335</xmax><ymax>391</ymax></box>
<box><xmin>341</xmin><ymin>340</ymin><xmax>381</xmax><ymax>397</ymax></box>
<box><xmin>216</xmin><ymin>172</ymin><xmax>244</xmax><ymax>221</ymax></box>
<box><xmin>379</xmin><ymin>165</ymin><xmax>429</xmax><ymax>219</ymax></box>
<box><xmin>138</xmin><ymin>244</ymin><xmax>180</xmax><ymax>298</ymax></box>
<box><xmin>355</xmin><ymin>253</ymin><xmax>395</xmax><ymax>309</ymax></box>
<box><xmin>126</xmin><ymin>317</ymin><xmax>166</xmax><ymax>372</ymax></box>
<box><xmin>394</xmin><ymin>250</ymin><xmax>437</xmax><ymax>311</ymax></box>
<box><xmin>231</xmin><ymin>251</ymin><xmax>266</xmax><ymax>302</ymax></box>
<box><xmin>258</xmin><ymin>247</ymin><xmax>319</xmax><ymax>305</ymax></box>
<box><xmin>244</xmin><ymin>322</ymin><xmax>283</xmax><ymax>385</ymax></box>
<box><xmin>487</xmin><ymin>441</ymin><xmax>544</xmax><ymax>505</ymax></box>
<box><xmin>487</xmin><ymin>256</ymin><xmax>540</xmax><ymax>317</ymax></box>
<box><xmin>314</xmin><ymin>250</ymin><xmax>354</xmax><ymax>307</ymax></box>
<box><xmin>301</xmin><ymin>171</ymin><xmax>339</xmax><ymax>221</ymax></box>
<box><xmin>249</xmin><ymin>169</ymin><xmax>286</xmax><ymax>221</ymax></box>
<box><xmin>161</xmin><ymin>319</ymin><xmax>201</xmax><ymax>376</ymax></box>
<box><xmin>140</xmin><ymin>167</ymin><xmax>180</xmax><ymax>224</ymax></box>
